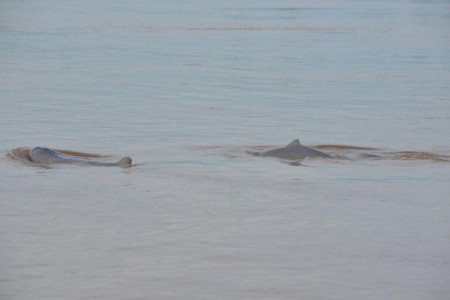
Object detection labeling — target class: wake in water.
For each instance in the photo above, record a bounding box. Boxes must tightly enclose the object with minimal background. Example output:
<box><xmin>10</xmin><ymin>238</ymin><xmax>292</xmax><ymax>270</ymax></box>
<box><xmin>193</xmin><ymin>141</ymin><xmax>450</xmax><ymax>164</ymax></box>
<box><xmin>314</xmin><ymin>145</ymin><xmax>450</xmax><ymax>163</ymax></box>
<box><xmin>6</xmin><ymin>141</ymin><xmax>450</xmax><ymax>168</ymax></box>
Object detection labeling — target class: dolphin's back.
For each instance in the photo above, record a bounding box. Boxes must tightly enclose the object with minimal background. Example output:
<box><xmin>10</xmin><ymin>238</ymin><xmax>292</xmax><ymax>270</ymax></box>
<box><xmin>29</xmin><ymin>147</ymin><xmax>65</xmax><ymax>163</ymax></box>
<box><xmin>261</xmin><ymin>147</ymin><xmax>307</xmax><ymax>160</ymax></box>
<box><xmin>300</xmin><ymin>146</ymin><xmax>331</xmax><ymax>158</ymax></box>
<box><xmin>258</xmin><ymin>139</ymin><xmax>331</xmax><ymax>160</ymax></box>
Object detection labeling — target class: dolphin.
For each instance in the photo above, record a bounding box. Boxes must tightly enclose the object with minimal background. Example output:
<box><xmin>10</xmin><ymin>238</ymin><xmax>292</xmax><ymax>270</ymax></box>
<box><xmin>29</xmin><ymin>147</ymin><xmax>132</xmax><ymax>167</ymax></box>
<box><xmin>249</xmin><ymin>139</ymin><xmax>331</xmax><ymax>160</ymax></box>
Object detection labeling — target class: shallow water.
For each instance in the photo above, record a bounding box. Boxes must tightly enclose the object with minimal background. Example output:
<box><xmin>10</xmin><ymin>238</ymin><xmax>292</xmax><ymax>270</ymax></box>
<box><xmin>1</xmin><ymin>0</ymin><xmax>450</xmax><ymax>299</ymax></box>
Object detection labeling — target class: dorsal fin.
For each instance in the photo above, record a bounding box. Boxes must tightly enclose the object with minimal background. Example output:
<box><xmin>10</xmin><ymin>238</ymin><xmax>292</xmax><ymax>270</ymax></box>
<box><xmin>286</xmin><ymin>139</ymin><xmax>301</xmax><ymax>148</ymax></box>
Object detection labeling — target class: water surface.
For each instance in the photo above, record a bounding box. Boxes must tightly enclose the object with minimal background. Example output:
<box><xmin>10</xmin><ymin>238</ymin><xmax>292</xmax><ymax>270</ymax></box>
<box><xmin>1</xmin><ymin>1</ymin><xmax>450</xmax><ymax>299</ymax></box>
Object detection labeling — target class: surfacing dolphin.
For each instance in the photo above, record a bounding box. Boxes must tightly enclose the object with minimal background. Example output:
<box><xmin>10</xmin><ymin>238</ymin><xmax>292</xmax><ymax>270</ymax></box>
<box><xmin>249</xmin><ymin>139</ymin><xmax>331</xmax><ymax>160</ymax></box>
<box><xmin>29</xmin><ymin>147</ymin><xmax>132</xmax><ymax>167</ymax></box>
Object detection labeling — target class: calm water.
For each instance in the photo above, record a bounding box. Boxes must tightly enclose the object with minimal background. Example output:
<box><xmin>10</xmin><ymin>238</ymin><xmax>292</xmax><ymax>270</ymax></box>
<box><xmin>1</xmin><ymin>0</ymin><xmax>450</xmax><ymax>299</ymax></box>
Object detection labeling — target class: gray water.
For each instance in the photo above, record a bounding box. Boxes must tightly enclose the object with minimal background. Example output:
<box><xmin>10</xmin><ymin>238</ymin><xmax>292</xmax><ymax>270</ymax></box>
<box><xmin>1</xmin><ymin>1</ymin><xmax>450</xmax><ymax>299</ymax></box>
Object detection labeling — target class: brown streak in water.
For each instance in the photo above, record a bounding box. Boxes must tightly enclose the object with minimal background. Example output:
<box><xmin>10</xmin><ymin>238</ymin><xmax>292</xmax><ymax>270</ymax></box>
<box><xmin>55</xmin><ymin>149</ymin><xmax>107</xmax><ymax>158</ymax></box>
<box><xmin>7</xmin><ymin>147</ymin><xmax>31</xmax><ymax>161</ymax></box>
<box><xmin>391</xmin><ymin>151</ymin><xmax>450</xmax><ymax>162</ymax></box>
<box><xmin>315</xmin><ymin>145</ymin><xmax>381</xmax><ymax>151</ymax></box>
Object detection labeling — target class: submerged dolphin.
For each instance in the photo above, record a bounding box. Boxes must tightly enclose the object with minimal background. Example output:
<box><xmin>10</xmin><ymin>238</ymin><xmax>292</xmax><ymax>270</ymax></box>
<box><xmin>249</xmin><ymin>139</ymin><xmax>331</xmax><ymax>160</ymax></box>
<box><xmin>29</xmin><ymin>147</ymin><xmax>132</xmax><ymax>167</ymax></box>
